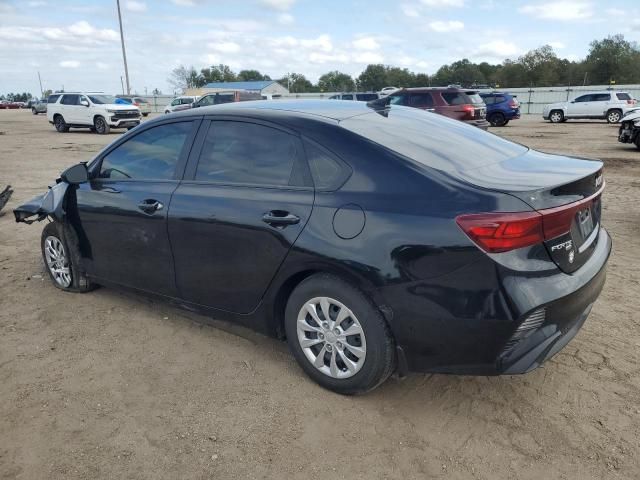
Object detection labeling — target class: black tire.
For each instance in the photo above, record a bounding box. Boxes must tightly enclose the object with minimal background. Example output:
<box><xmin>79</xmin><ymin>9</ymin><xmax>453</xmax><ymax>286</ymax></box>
<box><xmin>54</xmin><ymin>115</ymin><xmax>69</xmax><ymax>132</ymax></box>
<box><xmin>41</xmin><ymin>222</ymin><xmax>95</xmax><ymax>293</ymax></box>
<box><xmin>503</xmin><ymin>120</ymin><xmax>509</xmax><ymax>126</ymax></box>
<box><xmin>94</xmin><ymin>116</ymin><xmax>110</xmax><ymax>135</ymax></box>
<box><xmin>284</xmin><ymin>273</ymin><xmax>395</xmax><ymax>395</ymax></box>
<box><xmin>634</xmin><ymin>135</ymin><xmax>640</xmax><ymax>150</ymax></box>
<box><xmin>142</xmin><ymin>113</ymin><xmax>149</xmax><ymax>117</ymax></box>
<box><xmin>488</xmin><ymin>112</ymin><xmax>507</xmax><ymax>127</ymax></box>
<box><xmin>606</xmin><ymin>109</ymin><xmax>622</xmax><ymax>124</ymax></box>
<box><xmin>32</xmin><ymin>108</ymin><xmax>37</xmax><ymax>115</ymax></box>
<box><xmin>549</xmin><ymin>110</ymin><xmax>564</xmax><ymax>123</ymax></box>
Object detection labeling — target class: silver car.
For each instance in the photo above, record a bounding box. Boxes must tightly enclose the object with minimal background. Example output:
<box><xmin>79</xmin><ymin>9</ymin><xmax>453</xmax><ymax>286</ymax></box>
<box><xmin>31</xmin><ymin>99</ymin><xmax>47</xmax><ymax>115</ymax></box>
<box><xmin>543</xmin><ymin>91</ymin><xmax>637</xmax><ymax>124</ymax></box>
<box><xmin>164</xmin><ymin>96</ymin><xmax>198</xmax><ymax>114</ymax></box>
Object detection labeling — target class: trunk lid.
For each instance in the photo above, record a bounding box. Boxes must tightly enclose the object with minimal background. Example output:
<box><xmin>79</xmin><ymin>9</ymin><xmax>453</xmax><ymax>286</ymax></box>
<box><xmin>456</xmin><ymin>149</ymin><xmax>604</xmax><ymax>273</ymax></box>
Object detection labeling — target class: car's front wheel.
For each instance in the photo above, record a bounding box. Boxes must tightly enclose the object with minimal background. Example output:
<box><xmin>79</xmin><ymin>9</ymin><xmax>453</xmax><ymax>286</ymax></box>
<box><xmin>285</xmin><ymin>274</ymin><xmax>395</xmax><ymax>394</ymax></box>
<box><xmin>549</xmin><ymin>110</ymin><xmax>564</xmax><ymax>123</ymax></box>
<box><xmin>54</xmin><ymin>115</ymin><xmax>69</xmax><ymax>132</ymax></box>
<box><xmin>41</xmin><ymin>222</ymin><xmax>95</xmax><ymax>293</ymax></box>
<box><xmin>93</xmin><ymin>116</ymin><xmax>110</xmax><ymax>134</ymax></box>
<box><xmin>607</xmin><ymin>109</ymin><xmax>622</xmax><ymax>124</ymax></box>
<box><xmin>32</xmin><ymin>108</ymin><xmax>37</xmax><ymax>115</ymax></box>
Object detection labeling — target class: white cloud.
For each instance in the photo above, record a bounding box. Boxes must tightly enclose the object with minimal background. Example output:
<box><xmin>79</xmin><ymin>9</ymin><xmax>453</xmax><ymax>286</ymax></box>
<box><xmin>277</xmin><ymin>13</ymin><xmax>294</xmax><ymax>25</ymax></box>
<box><xmin>27</xmin><ymin>1</ymin><xmax>47</xmax><ymax>6</ymax></box>
<box><xmin>260</xmin><ymin>0</ymin><xmax>296</xmax><ymax>11</ymax></box>
<box><xmin>124</xmin><ymin>1</ymin><xmax>147</xmax><ymax>12</ymax></box>
<box><xmin>474</xmin><ymin>40</ymin><xmax>520</xmax><ymax>59</ymax></box>
<box><xmin>60</xmin><ymin>60</ymin><xmax>80</xmax><ymax>68</ymax></box>
<box><xmin>401</xmin><ymin>4</ymin><xmax>420</xmax><ymax>17</ymax></box>
<box><xmin>352</xmin><ymin>37</ymin><xmax>380</xmax><ymax>51</ymax></box>
<box><xmin>548</xmin><ymin>41</ymin><xmax>565</xmax><ymax>50</ymax></box>
<box><xmin>428</xmin><ymin>20</ymin><xmax>464</xmax><ymax>33</ymax></box>
<box><xmin>300</xmin><ymin>34</ymin><xmax>332</xmax><ymax>53</ymax></box>
<box><xmin>354</xmin><ymin>51</ymin><xmax>384</xmax><ymax>64</ymax></box>
<box><xmin>606</xmin><ymin>8</ymin><xmax>625</xmax><ymax>17</ymax></box>
<box><xmin>68</xmin><ymin>21</ymin><xmax>119</xmax><ymax>41</ymax></box>
<box><xmin>519</xmin><ymin>1</ymin><xmax>593</xmax><ymax>21</ymax></box>
<box><xmin>420</xmin><ymin>0</ymin><xmax>464</xmax><ymax>6</ymax></box>
<box><xmin>208</xmin><ymin>41</ymin><xmax>241</xmax><ymax>53</ymax></box>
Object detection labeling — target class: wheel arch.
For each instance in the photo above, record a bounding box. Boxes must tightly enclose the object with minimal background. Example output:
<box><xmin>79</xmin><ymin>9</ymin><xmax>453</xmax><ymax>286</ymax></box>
<box><xmin>266</xmin><ymin>262</ymin><xmax>391</xmax><ymax>340</ymax></box>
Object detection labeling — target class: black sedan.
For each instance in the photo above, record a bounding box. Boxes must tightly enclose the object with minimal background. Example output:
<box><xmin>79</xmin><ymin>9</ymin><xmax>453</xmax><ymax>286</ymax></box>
<box><xmin>15</xmin><ymin>100</ymin><xmax>611</xmax><ymax>394</ymax></box>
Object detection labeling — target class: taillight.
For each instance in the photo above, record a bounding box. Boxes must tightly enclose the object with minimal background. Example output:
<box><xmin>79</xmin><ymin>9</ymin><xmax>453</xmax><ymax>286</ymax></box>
<box><xmin>456</xmin><ymin>212</ymin><xmax>544</xmax><ymax>253</ymax></box>
<box><xmin>627</xmin><ymin>99</ymin><xmax>636</xmax><ymax>105</ymax></box>
<box><xmin>457</xmin><ymin>189</ymin><xmax>603</xmax><ymax>253</ymax></box>
<box><xmin>509</xmin><ymin>100</ymin><xmax>519</xmax><ymax>109</ymax></box>
<box><xmin>461</xmin><ymin>104</ymin><xmax>475</xmax><ymax>119</ymax></box>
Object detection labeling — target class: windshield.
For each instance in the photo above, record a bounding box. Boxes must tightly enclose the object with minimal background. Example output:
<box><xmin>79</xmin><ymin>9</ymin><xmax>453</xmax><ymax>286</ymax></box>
<box><xmin>89</xmin><ymin>95</ymin><xmax>117</xmax><ymax>104</ymax></box>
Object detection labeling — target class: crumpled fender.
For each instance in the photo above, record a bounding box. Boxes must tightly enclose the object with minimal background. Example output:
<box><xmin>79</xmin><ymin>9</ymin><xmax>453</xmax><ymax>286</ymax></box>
<box><xmin>13</xmin><ymin>181</ymin><xmax>69</xmax><ymax>224</ymax></box>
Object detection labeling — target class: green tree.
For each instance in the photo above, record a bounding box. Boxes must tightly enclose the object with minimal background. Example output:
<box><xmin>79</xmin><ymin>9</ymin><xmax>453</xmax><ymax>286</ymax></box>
<box><xmin>356</xmin><ymin>64</ymin><xmax>388</xmax><ymax>91</ymax></box>
<box><xmin>237</xmin><ymin>69</ymin><xmax>271</xmax><ymax>81</ymax></box>
<box><xmin>200</xmin><ymin>64</ymin><xmax>237</xmax><ymax>84</ymax></box>
<box><xmin>318</xmin><ymin>71</ymin><xmax>355</xmax><ymax>92</ymax></box>
<box><xmin>585</xmin><ymin>34</ymin><xmax>640</xmax><ymax>84</ymax></box>
<box><xmin>279</xmin><ymin>73</ymin><xmax>314</xmax><ymax>93</ymax></box>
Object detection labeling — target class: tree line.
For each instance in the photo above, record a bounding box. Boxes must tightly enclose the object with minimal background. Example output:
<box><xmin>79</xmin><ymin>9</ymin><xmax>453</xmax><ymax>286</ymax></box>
<box><xmin>0</xmin><ymin>92</ymin><xmax>33</xmax><ymax>102</ymax></box>
<box><xmin>169</xmin><ymin>34</ymin><xmax>640</xmax><ymax>93</ymax></box>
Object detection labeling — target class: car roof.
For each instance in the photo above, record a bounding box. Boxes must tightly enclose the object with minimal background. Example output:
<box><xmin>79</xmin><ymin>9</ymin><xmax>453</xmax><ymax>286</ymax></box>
<box><xmin>171</xmin><ymin>99</ymin><xmax>376</xmax><ymax>121</ymax></box>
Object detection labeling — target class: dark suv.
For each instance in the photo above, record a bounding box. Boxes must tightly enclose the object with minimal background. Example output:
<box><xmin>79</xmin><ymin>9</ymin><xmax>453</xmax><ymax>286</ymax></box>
<box><xmin>479</xmin><ymin>92</ymin><xmax>520</xmax><ymax>126</ymax></box>
<box><xmin>386</xmin><ymin>87</ymin><xmax>489</xmax><ymax>129</ymax></box>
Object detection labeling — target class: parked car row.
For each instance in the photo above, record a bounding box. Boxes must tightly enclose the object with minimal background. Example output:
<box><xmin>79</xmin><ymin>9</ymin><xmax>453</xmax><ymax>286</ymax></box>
<box><xmin>0</xmin><ymin>100</ymin><xmax>23</xmax><ymax>109</ymax></box>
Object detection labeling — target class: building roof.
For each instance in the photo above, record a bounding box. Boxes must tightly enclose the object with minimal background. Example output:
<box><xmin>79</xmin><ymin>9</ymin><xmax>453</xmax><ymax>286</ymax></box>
<box><xmin>203</xmin><ymin>80</ymin><xmax>279</xmax><ymax>91</ymax></box>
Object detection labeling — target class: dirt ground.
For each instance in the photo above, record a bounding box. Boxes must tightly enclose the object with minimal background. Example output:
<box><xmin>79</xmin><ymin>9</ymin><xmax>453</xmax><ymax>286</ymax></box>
<box><xmin>0</xmin><ymin>110</ymin><xmax>639</xmax><ymax>480</ymax></box>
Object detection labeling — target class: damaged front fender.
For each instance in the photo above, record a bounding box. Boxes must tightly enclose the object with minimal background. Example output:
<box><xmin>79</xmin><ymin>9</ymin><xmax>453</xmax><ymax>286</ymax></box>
<box><xmin>13</xmin><ymin>181</ymin><xmax>70</xmax><ymax>224</ymax></box>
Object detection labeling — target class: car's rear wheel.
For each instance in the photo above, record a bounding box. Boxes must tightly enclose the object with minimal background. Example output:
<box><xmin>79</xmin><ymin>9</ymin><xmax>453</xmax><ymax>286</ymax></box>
<box><xmin>488</xmin><ymin>112</ymin><xmax>507</xmax><ymax>127</ymax></box>
<box><xmin>31</xmin><ymin>108</ymin><xmax>37</xmax><ymax>115</ymax></box>
<box><xmin>607</xmin><ymin>109</ymin><xmax>622</xmax><ymax>124</ymax></box>
<box><xmin>94</xmin><ymin>116</ymin><xmax>110</xmax><ymax>135</ymax></box>
<box><xmin>503</xmin><ymin>120</ymin><xmax>510</xmax><ymax>126</ymax></box>
<box><xmin>284</xmin><ymin>274</ymin><xmax>395</xmax><ymax>394</ymax></box>
<box><xmin>549</xmin><ymin>110</ymin><xmax>564</xmax><ymax>123</ymax></box>
<box><xmin>54</xmin><ymin>115</ymin><xmax>69</xmax><ymax>132</ymax></box>
<box><xmin>41</xmin><ymin>222</ymin><xmax>95</xmax><ymax>293</ymax></box>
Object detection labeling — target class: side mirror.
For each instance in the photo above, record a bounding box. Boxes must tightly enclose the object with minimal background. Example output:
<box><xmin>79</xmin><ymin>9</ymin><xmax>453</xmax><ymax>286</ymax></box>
<box><xmin>60</xmin><ymin>163</ymin><xmax>88</xmax><ymax>184</ymax></box>
<box><xmin>80</xmin><ymin>99</ymin><xmax>89</xmax><ymax>107</ymax></box>
<box><xmin>191</xmin><ymin>102</ymin><xmax>200</xmax><ymax>108</ymax></box>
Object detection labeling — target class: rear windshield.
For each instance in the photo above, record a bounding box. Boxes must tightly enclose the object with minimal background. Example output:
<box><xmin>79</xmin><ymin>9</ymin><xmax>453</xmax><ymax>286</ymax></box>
<box><xmin>442</xmin><ymin>92</ymin><xmax>469</xmax><ymax>105</ymax></box>
<box><xmin>617</xmin><ymin>93</ymin><xmax>632</xmax><ymax>100</ymax></box>
<box><xmin>340</xmin><ymin>107</ymin><xmax>527</xmax><ymax>173</ymax></box>
<box><xmin>465</xmin><ymin>93</ymin><xmax>485</xmax><ymax>104</ymax></box>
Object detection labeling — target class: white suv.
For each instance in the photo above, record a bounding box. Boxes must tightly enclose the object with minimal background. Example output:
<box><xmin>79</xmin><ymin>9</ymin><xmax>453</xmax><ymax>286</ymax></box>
<box><xmin>47</xmin><ymin>93</ymin><xmax>141</xmax><ymax>134</ymax></box>
<box><xmin>164</xmin><ymin>96</ymin><xmax>198</xmax><ymax>114</ymax></box>
<box><xmin>543</xmin><ymin>91</ymin><xmax>636</xmax><ymax>124</ymax></box>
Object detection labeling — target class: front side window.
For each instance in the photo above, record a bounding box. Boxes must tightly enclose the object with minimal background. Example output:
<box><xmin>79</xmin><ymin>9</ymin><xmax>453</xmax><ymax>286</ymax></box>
<box><xmin>481</xmin><ymin>95</ymin><xmax>496</xmax><ymax>105</ymax></box>
<box><xmin>388</xmin><ymin>94</ymin><xmax>407</xmax><ymax>106</ymax></box>
<box><xmin>171</xmin><ymin>98</ymin><xmax>180</xmax><ymax>106</ymax></box>
<box><xmin>356</xmin><ymin>93</ymin><xmax>378</xmax><ymax>101</ymax></box>
<box><xmin>573</xmin><ymin>95</ymin><xmax>591</xmax><ymax>103</ymax></box>
<box><xmin>98</xmin><ymin>122</ymin><xmax>192</xmax><ymax>180</ymax></box>
<box><xmin>195</xmin><ymin>121</ymin><xmax>298</xmax><ymax>186</ymax></box>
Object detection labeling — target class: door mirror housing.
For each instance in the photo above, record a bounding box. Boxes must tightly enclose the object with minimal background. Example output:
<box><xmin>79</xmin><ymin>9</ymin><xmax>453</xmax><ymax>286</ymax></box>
<box><xmin>80</xmin><ymin>99</ymin><xmax>89</xmax><ymax>107</ymax></box>
<box><xmin>61</xmin><ymin>163</ymin><xmax>89</xmax><ymax>184</ymax></box>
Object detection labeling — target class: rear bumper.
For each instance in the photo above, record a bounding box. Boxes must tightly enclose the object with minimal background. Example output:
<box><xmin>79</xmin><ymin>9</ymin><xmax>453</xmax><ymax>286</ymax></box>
<box><xmin>466</xmin><ymin>119</ymin><xmax>490</xmax><ymax>130</ymax></box>
<box><xmin>384</xmin><ymin>228</ymin><xmax>611</xmax><ymax>375</ymax></box>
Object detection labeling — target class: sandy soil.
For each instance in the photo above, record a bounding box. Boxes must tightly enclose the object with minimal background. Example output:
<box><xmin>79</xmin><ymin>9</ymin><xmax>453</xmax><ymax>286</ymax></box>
<box><xmin>0</xmin><ymin>111</ymin><xmax>639</xmax><ymax>479</ymax></box>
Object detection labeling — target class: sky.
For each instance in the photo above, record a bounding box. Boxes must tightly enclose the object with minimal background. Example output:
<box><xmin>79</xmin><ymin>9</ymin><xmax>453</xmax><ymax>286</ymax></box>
<box><xmin>1</xmin><ymin>0</ymin><xmax>639</xmax><ymax>96</ymax></box>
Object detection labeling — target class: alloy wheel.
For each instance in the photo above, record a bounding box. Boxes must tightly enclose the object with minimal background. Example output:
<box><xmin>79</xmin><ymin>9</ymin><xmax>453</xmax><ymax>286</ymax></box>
<box><xmin>95</xmin><ymin>117</ymin><xmax>106</xmax><ymax>134</ymax></box>
<box><xmin>550</xmin><ymin>111</ymin><xmax>563</xmax><ymax>123</ymax></box>
<box><xmin>296</xmin><ymin>297</ymin><xmax>367</xmax><ymax>379</ymax></box>
<box><xmin>44</xmin><ymin>236</ymin><xmax>72</xmax><ymax>288</ymax></box>
<box><xmin>608</xmin><ymin>111</ymin><xmax>621</xmax><ymax>123</ymax></box>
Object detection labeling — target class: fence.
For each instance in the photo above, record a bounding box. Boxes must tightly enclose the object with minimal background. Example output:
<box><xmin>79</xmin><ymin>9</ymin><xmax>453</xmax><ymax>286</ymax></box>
<box><xmin>136</xmin><ymin>84</ymin><xmax>640</xmax><ymax>114</ymax></box>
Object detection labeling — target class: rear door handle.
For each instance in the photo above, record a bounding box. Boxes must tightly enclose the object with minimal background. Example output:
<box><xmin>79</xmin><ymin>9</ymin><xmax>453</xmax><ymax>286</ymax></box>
<box><xmin>138</xmin><ymin>199</ymin><xmax>163</xmax><ymax>214</ymax></box>
<box><xmin>262</xmin><ymin>210</ymin><xmax>300</xmax><ymax>228</ymax></box>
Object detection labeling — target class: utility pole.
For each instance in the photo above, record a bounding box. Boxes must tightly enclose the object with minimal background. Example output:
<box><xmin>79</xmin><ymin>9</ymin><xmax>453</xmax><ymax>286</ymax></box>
<box><xmin>116</xmin><ymin>0</ymin><xmax>131</xmax><ymax>95</ymax></box>
<box><xmin>37</xmin><ymin>71</ymin><xmax>44</xmax><ymax>98</ymax></box>
<box><xmin>120</xmin><ymin>76</ymin><xmax>125</xmax><ymax>94</ymax></box>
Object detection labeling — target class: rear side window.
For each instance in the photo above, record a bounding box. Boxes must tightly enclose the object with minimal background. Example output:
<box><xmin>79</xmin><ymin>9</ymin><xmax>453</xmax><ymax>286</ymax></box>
<box><xmin>442</xmin><ymin>92</ymin><xmax>467</xmax><ymax>105</ymax></box>
<box><xmin>481</xmin><ymin>95</ymin><xmax>496</xmax><ymax>105</ymax></box>
<box><xmin>304</xmin><ymin>140</ymin><xmax>348</xmax><ymax>190</ymax></box>
<box><xmin>616</xmin><ymin>93</ymin><xmax>631</xmax><ymax>100</ymax></box>
<box><xmin>592</xmin><ymin>93</ymin><xmax>611</xmax><ymax>101</ymax></box>
<box><xmin>61</xmin><ymin>94</ymin><xmax>79</xmax><ymax>105</ymax></box>
<box><xmin>342</xmin><ymin>94</ymin><xmax>354</xmax><ymax>100</ymax></box>
<box><xmin>47</xmin><ymin>94</ymin><xmax>61</xmax><ymax>104</ymax></box>
<box><xmin>494</xmin><ymin>95</ymin><xmax>506</xmax><ymax>103</ymax></box>
<box><xmin>409</xmin><ymin>93</ymin><xmax>434</xmax><ymax>108</ymax></box>
<box><xmin>195</xmin><ymin>121</ymin><xmax>299</xmax><ymax>186</ymax></box>
<box><xmin>99</xmin><ymin>122</ymin><xmax>192</xmax><ymax>180</ymax></box>
<box><xmin>356</xmin><ymin>93</ymin><xmax>378</xmax><ymax>101</ymax></box>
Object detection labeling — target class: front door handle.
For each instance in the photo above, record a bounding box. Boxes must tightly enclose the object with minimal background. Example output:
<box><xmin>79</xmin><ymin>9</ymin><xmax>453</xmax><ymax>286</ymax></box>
<box><xmin>138</xmin><ymin>199</ymin><xmax>163</xmax><ymax>214</ymax></box>
<box><xmin>262</xmin><ymin>210</ymin><xmax>300</xmax><ymax>228</ymax></box>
